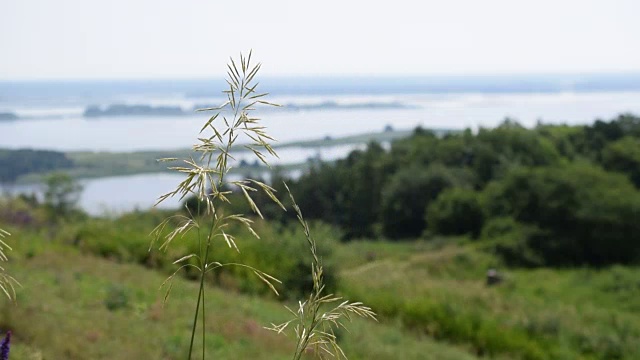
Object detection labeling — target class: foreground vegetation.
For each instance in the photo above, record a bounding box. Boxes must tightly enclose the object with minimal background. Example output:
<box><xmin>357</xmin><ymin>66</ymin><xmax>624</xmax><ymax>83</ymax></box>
<box><xmin>0</xmin><ymin>211</ymin><xmax>479</xmax><ymax>359</ymax></box>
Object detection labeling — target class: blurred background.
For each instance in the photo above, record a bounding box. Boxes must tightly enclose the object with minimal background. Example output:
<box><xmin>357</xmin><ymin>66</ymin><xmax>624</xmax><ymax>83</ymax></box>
<box><xmin>2</xmin><ymin>1</ymin><xmax>640</xmax><ymax>359</ymax></box>
<box><xmin>2</xmin><ymin>0</ymin><xmax>640</xmax><ymax>214</ymax></box>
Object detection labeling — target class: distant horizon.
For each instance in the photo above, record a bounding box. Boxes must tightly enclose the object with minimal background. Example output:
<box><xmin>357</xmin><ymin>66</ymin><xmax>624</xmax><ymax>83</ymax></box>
<box><xmin>2</xmin><ymin>73</ymin><xmax>640</xmax><ymax>101</ymax></box>
<box><xmin>3</xmin><ymin>70</ymin><xmax>640</xmax><ymax>83</ymax></box>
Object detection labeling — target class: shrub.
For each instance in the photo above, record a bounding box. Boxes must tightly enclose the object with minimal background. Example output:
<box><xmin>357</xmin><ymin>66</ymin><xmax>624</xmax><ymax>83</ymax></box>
<box><xmin>479</xmin><ymin>217</ymin><xmax>544</xmax><ymax>267</ymax></box>
<box><xmin>381</xmin><ymin>164</ymin><xmax>462</xmax><ymax>239</ymax></box>
<box><xmin>43</xmin><ymin>172</ymin><xmax>84</xmax><ymax>220</ymax></box>
<box><xmin>104</xmin><ymin>284</ymin><xmax>129</xmax><ymax>311</ymax></box>
<box><xmin>427</xmin><ymin>188</ymin><xmax>484</xmax><ymax>237</ymax></box>
<box><xmin>187</xmin><ymin>220</ymin><xmax>339</xmax><ymax>299</ymax></box>
<box><xmin>482</xmin><ymin>164</ymin><xmax>640</xmax><ymax>266</ymax></box>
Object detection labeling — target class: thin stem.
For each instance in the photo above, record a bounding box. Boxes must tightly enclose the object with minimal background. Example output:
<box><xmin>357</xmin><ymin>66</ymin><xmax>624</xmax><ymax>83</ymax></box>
<box><xmin>188</xmin><ymin>214</ymin><xmax>217</xmax><ymax>360</ymax></box>
<box><xmin>189</xmin><ymin>197</ymin><xmax>203</xmax><ymax>360</ymax></box>
<box><xmin>198</xmin><ymin>201</ymin><xmax>206</xmax><ymax>360</ymax></box>
<box><xmin>202</xmin><ymin>262</ymin><xmax>206</xmax><ymax>360</ymax></box>
<box><xmin>188</xmin><ymin>281</ymin><xmax>204</xmax><ymax>359</ymax></box>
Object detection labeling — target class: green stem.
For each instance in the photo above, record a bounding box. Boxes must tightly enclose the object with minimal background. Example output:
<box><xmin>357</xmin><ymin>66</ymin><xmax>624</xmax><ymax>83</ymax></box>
<box><xmin>189</xmin><ymin>225</ymin><xmax>214</xmax><ymax>360</ymax></box>
<box><xmin>188</xmin><ymin>280</ymin><xmax>204</xmax><ymax>359</ymax></box>
<box><xmin>202</xmin><ymin>268</ymin><xmax>206</xmax><ymax>360</ymax></box>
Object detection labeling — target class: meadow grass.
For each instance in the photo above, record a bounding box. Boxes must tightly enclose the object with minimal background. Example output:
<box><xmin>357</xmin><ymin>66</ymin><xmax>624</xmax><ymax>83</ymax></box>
<box><xmin>3</xmin><ymin>210</ymin><xmax>640</xmax><ymax>359</ymax></box>
<box><xmin>0</xmin><ymin>228</ymin><xmax>477</xmax><ymax>360</ymax></box>
<box><xmin>338</xmin><ymin>241</ymin><xmax>640</xmax><ymax>359</ymax></box>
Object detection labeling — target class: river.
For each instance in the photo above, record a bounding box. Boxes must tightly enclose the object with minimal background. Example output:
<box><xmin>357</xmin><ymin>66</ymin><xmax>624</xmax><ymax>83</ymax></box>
<box><xmin>2</xmin><ymin>78</ymin><xmax>640</xmax><ymax>214</ymax></box>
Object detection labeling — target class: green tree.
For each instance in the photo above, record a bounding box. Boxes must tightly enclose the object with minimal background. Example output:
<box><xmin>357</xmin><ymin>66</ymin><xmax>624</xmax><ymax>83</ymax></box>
<box><xmin>602</xmin><ymin>136</ymin><xmax>640</xmax><ymax>187</ymax></box>
<box><xmin>482</xmin><ymin>164</ymin><xmax>640</xmax><ymax>265</ymax></box>
<box><xmin>339</xmin><ymin>142</ymin><xmax>388</xmax><ymax>238</ymax></box>
<box><xmin>290</xmin><ymin>142</ymin><xmax>392</xmax><ymax>239</ymax></box>
<box><xmin>380</xmin><ymin>164</ymin><xmax>461</xmax><ymax>239</ymax></box>
<box><xmin>0</xmin><ymin>149</ymin><xmax>73</xmax><ymax>183</ymax></box>
<box><xmin>44</xmin><ymin>172</ymin><xmax>83</xmax><ymax>218</ymax></box>
<box><xmin>473</xmin><ymin>119</ymin><xmax>561</xmax><ymax>183</ymax></box>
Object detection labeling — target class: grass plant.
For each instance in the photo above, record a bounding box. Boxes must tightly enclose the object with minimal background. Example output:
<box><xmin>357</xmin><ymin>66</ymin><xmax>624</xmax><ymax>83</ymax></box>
<box><xmin>266</xmin><ymin>186</ymin><xmax>376</xmax><ymax>359</ymax></box>
<box><xmin>151</xmin><ymin>52</ymin><xmax>373</xmax><ymax>359</ymax></box>
<box><xmin>0</xmin><ymin>229</ymin><xmax>19</xmax><ymax>302</ymax></box>
<box><xmin>151</xmin><ymin>51</ymin><xmax>284</xmax><ymax>359</ymax></box>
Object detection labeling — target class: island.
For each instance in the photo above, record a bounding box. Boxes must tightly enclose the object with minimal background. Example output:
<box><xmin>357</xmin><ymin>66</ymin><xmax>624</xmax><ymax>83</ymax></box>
<box><xmin>0</xmin><ymin>112</ymin><xmax>19</xmax><ymax>121</ymax></box>
<box><xmin>83</xmin><ymin>104</ymin><xmax>186</xmax><ymax>118</ymax></box>
<box><xmin>192</xmin><ymin>100</ymin><xmax>415</xmax><ymax>112</ymax></box>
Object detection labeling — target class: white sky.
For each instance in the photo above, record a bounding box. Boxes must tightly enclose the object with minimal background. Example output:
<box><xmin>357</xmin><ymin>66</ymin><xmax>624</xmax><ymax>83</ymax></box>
<box><xmin>1</xmin><ymin>0</ymin><xmax>639</xmax><ymax>80</ymax></box>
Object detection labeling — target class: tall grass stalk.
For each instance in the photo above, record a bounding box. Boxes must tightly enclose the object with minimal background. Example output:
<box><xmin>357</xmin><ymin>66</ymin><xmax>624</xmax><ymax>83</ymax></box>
<box><xmin>151</xmin><ymin>51</ymin><xmax>284</xmax><ymax>359</ymax></box>
<box><xmin>266</xmin><ymin>185</ymin><xmax>377</xmax><ymax>359</ymax></box>
<box><xmin>0</xmin><ymin>228</ymin><xmax>19</xmax><ymax>302</ymax></box>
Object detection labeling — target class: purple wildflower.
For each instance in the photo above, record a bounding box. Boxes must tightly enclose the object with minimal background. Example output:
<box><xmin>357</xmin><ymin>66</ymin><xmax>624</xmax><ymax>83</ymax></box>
<box><xmin>0</xmin><ymin>331</ymin><xmax>10</xmax><ymax>360</ymax></box>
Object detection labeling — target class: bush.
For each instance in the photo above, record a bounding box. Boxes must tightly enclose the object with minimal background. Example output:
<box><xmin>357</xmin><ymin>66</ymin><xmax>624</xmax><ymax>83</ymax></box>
<box><xmin>482</xmin><ymin>164</ymin><xmax>640</xmax><ymax>266</ymax></box>
<box><xmin>186</xmin><ymin>220</ymin><xmax>339</xmax><ymax>299</ymax></box>
<box><xmin>427</xmin><ymin>188</ymin><xmax>484</xmax><ymax>237</ymax></box>
<box><xmin>104</xmin><ymin>284</ymin><xmax>130</xmax><ymax>311</ymax></box>
<box><xmin>380</xmin><ymin>164</ymin><xmax>463</xmax><ymax>239</ymax></box>
<box><xmin>75</xmin><ymin>213</ymin><xmax>174</xmax><ymax>270</ymax></box>
<box><xmin>479</xmin><ymin>217</ymin><xmax>544</xmax><ymax>267</ymax></box>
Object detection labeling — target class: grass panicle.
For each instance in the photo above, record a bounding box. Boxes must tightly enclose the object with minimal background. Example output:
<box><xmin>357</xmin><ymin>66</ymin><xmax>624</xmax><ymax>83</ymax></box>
<box><xmin>152</xmin><ymin>51</ymin><xmax>284</xmax><ymax>359</ymax></box>
<box><xmin>0</xmin><ymin>228</ymin><xmax>20</xmax><ymax>302</ymax></box>
<box><xmin>266</xmin><ymin>184</ymin><xmax>377</xmax><ymax>359</ymax></box>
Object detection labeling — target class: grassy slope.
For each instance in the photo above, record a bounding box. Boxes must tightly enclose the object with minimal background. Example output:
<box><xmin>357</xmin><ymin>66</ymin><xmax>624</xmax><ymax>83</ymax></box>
<box><xmin>3</xmin><ymin>214</ymin><xmax>639</xmax><ymax>359</ymax></box>
<box><xmin>0</xmin><ymin>230</ymin><xmax>477</xmax><ymax>360</ymax></box>
<box><xmin>336</xmin><ymin>240</ymin><xmax>640</xmax><ymax>360</ymax></box>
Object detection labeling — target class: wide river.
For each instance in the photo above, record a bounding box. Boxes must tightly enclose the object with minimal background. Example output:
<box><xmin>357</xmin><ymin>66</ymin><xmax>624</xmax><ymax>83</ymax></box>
<box><xmin>3</xmin><ymin>91</ymin><xmax>640</xmax><ymax>151</ymax></box>
<box><xmin>2</xmin><ymin>91</ymin><xmax>640</xmax><ymax>215</ymax></box>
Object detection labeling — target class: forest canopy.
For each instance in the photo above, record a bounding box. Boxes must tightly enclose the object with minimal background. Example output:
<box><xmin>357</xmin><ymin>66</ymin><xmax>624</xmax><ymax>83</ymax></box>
<box><xmin>276</xmin><ymin>113</ymin><xmax>640</xmax><ymax>267</ymax></box>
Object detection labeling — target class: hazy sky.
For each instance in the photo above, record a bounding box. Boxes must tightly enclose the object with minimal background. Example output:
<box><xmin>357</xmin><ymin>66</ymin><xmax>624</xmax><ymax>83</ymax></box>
<box><xmin>2</xmin><ymin>0</ymin><xmax>639</xmax><ymax>80</ymax></box>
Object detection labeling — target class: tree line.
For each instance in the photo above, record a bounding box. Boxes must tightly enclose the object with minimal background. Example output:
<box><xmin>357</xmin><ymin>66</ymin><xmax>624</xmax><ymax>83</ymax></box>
<box><xmin>0</xmin><ymin>149</ymin><xmax>73</xmax><ymax>183</ymax></box>
<box><xmin>239</xmin><ymin>113</ymin><xmax>640</xmax><ymax>267</ymax></box>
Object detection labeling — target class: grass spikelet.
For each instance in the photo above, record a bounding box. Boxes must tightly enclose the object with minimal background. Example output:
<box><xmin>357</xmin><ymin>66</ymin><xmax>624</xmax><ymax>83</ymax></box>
<box><xmin>266</xmin><ymin>185</ymin><xmax>377</xmax><ymax>359</ymax></box>
<box><xmin>0</xmin><ymin>229</ymin><xmax>20</xmax><ymax>302</ymax></box>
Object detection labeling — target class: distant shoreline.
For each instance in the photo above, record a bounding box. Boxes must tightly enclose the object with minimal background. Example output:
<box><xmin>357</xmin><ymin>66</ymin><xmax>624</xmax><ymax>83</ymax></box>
<box><xmin>82</xmin><ymin>101</ymin><xmax>417</xmax><ymax>118</ymax></box>
<box><xmin>3</xmin><ymin>127</ymin><xmax>457</xmax><ymax>184</ymax></box>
